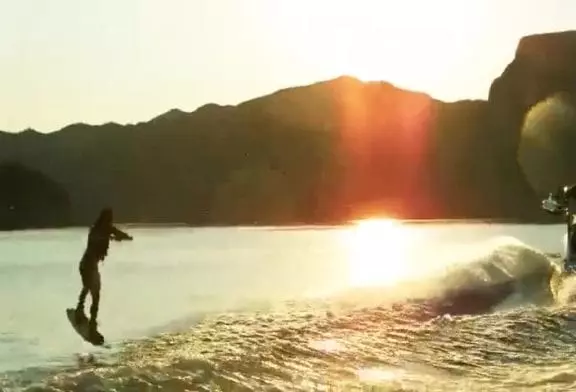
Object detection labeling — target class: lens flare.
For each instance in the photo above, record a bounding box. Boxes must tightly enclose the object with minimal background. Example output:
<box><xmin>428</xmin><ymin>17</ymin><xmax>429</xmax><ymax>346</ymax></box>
<box><xmin>341</xmin><ymin>218</ymin><xmax>416</xmax><ymax>287</ymax></box>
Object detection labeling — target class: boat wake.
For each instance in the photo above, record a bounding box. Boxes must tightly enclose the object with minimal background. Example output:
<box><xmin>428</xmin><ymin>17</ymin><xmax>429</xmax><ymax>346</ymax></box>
<box><xmin>2</xmin><ymin>238</ymin><xmax>573</xmax><ymax>392</ymax></box>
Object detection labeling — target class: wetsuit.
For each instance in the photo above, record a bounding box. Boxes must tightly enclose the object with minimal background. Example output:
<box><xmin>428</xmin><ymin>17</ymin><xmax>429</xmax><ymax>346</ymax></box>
<box><xmin>553</xmin><ymin>185</ymin><xmax>576</xmax><ymax>272</ymax></box>
<box><xmin>565</xmin><ymin>215</ymin><xmax>576</xmax><ymax>273</ymax></box>
<box><xmin>75</xmin><ymin>217</ymin><xmax>132</xmax><ymax>331</ymax></box>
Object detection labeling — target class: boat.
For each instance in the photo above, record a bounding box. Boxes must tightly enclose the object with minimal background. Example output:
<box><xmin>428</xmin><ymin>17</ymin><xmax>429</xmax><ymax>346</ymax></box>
<box><xmin>541</xmin><ymin>184</ymin><xmax>576</xmax><ymax>274</ymax></box>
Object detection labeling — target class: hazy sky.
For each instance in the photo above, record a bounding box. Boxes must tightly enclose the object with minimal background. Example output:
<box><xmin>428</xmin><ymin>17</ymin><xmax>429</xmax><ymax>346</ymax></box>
<box><xmin>0</xmin><ymin>0</ymin><xmax>574</xmax><ymax>132</ymax></box>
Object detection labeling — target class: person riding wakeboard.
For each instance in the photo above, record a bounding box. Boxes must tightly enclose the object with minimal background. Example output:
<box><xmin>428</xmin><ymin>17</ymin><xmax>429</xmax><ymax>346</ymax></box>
<box><xmin>74</xmin><ymin>208</ymin><xmax>133</xmax><ymax>336</ymax></box>
<box><xmin>542</xmin><ymin>184</ymin><xmax>576</xmax><ymax>273</ymax></box>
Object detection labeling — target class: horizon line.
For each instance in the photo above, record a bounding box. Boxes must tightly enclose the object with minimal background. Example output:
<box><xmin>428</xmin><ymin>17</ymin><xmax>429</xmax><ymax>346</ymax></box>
<box><xmin>0</xmin><ymin>74</ymin><xmax>489</xmax><ymax>135</ymax></box>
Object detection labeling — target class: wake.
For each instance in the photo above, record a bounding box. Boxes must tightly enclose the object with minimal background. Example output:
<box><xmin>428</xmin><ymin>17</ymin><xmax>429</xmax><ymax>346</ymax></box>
<box><xmin>1</xmin><ymin>235</ymin><xmax>571</xmax><ymax>392</ymax></box>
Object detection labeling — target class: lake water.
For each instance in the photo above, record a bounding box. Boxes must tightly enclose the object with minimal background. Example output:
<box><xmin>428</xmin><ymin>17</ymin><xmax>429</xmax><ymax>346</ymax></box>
<box><xmin>0</xmin><ymin>222</ymin><xmax>573</xmax><ymax>391</ymax></box>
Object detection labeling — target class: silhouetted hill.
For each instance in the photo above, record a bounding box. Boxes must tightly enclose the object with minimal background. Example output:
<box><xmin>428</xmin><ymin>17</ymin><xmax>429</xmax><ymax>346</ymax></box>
<box><xmin>0</xmin><ymin>162</ymin><xmax>71</xmax><ymax>230</ymax></box>
<box><xmin>490</xmin><ymin>30</ymin><xmax>576</xmax><ymax>202</ymax></box>
<box><xmin>2</xmin><ymin>31</ymin><xmax>576</xmax><ymax>227</ymax></box>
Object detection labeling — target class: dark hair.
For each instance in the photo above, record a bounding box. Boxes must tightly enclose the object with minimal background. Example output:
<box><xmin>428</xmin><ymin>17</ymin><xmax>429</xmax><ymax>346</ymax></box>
<box><xmin>93</xmin><ymin>207</ymin><xmax>113</xmax><ymax>229</ymax></box>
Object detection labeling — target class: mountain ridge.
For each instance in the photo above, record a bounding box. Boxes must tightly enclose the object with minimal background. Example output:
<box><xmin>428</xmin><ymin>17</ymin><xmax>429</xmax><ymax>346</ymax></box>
<box><xmin>2</xmin><ymin>31</ymin><xmax>576</xmax><ymax>227</ymax></box>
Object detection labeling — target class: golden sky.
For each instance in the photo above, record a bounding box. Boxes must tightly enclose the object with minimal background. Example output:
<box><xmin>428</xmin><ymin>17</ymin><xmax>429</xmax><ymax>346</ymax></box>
<box><xmin>0</xmin><ymin>0</ymin><xmax>573</xmax><ymax>132</ymax></box>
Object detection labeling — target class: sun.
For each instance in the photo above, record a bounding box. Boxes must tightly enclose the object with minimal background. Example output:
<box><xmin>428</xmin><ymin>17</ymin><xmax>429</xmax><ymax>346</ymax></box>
<box><xmin>341</xmin><ymin>218</ymin><xmax>416</xmax><ymax>287</ymax></box>
<box><xmin>258</xmin><ymin>0</ymin><xmax>485</xmax><ymax>99</ymax></box>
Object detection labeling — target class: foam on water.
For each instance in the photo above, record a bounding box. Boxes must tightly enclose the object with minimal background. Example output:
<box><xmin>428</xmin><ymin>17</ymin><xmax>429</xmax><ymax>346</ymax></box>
<box><xmin>8</xmin><ymin>301</ymin><xmax>576</xmax><ymax>391</ymax></box>
<box><xmin>0</xmin><ymin>223</ymin><xmax>572</xmax><ymax>391</ymax></box>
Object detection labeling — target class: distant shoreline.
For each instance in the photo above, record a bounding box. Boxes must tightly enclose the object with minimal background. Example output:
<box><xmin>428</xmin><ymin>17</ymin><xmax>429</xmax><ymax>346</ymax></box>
<box><xmin>0</xmin><ymin>218</ymin><xmax>565</xmax><ymax>232</ymax></box>
<box><xmin>48</xmin><ymin>219</ymin><xmax>576</xmax><ymax>229</ymax></box>
<box><xmin>185</xmin><ymin>218</ymin><xmax>564</xmax><ymax>227</ymax></box>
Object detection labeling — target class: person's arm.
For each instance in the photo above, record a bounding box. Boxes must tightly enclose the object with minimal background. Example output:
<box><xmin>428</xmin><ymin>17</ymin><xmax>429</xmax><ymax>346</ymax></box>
<box><xmin>564</xmin><ymin>184</ymin><xmax>576</xmax><ymax>201</ymax></box>
<box><xmin>542</xmin><ymin>193</ymin><xmax>565</xmax><ymax>215</ymax></box>
<box><xmin>110</xmin><ymin>225</ymin><xmax>133</xmax><ymax>241</ymax></box>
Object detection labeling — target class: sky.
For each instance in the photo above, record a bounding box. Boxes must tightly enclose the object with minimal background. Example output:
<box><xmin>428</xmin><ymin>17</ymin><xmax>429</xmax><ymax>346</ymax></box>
<box><xmin>0</xmin><ymin>0</ymin><xmax>574</xmax><ymax>133</ymax></box>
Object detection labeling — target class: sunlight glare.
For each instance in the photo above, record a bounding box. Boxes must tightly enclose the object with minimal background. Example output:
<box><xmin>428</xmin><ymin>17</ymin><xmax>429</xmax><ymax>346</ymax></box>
<box><xmin>259</xmin><ymin>0</ymin><xmax>487</xmax><ymax>98</ymax></box>
<box><xmin>308</xmin><ymin>339</ymin><xmax>346</xmax><ymax>354</ymax></box>
<box><xmin>357</xmin><ymin>366</ymin><xmax>405</xmax><ymax>382</ymax></box>
<box><xmin>341</xmin><ymin>218</ymin><xmax>416</xmax><ymax>287</ymax></box>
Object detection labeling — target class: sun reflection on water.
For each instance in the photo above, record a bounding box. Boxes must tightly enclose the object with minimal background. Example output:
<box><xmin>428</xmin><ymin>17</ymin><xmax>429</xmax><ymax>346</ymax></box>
<box><xmin>357</xmin><ymin>366</ymin><xmax>406</xmax><ymax>382</ymax></box>
<box><xmin>341</xmin><ymin>218</ymin><xmax>418</xmax><ymax>287</ymax></box>
<box><xmin>308</xmin><ymin>339</ymin><xmax>345</xmax><ymax>354</ymax></box>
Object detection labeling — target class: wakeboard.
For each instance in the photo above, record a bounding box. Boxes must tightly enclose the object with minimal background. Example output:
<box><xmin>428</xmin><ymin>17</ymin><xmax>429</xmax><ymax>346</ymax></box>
<box><xmin>66</xmin><ymin>308</ymin><xmax>105</xmax><ymax>346</ymax></box>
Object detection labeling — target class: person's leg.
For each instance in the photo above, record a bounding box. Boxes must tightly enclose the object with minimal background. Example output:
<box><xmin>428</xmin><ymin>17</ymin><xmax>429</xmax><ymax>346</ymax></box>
<box><xmin>568</xmin><ymin>224</ymin><xmax>576</xmax><ymax>273</ymax></box>
<box><xmin>75</xmin><ymin>264</ymin><xmax>90</xmax><ymax>323</ymax></box>
<box><xmin>76</xmin><ymin>288</ymin><xmax>88</xmax><ymax>313</ymax></box>
<box><xmin>88</xmin><ymin>270</ymin><xmax>101</xmax><ymax>331</ymax></box>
